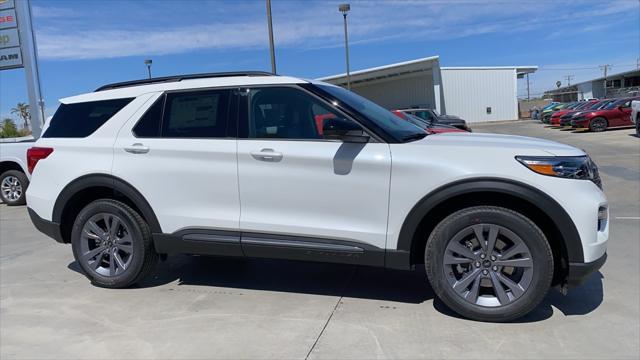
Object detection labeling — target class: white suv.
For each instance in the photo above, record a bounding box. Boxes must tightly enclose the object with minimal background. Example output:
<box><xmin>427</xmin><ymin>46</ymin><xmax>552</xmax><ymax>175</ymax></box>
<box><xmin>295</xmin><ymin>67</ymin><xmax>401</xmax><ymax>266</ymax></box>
<box><xmin>26</xmin><ymin>72</ymin><xmax>608</xmax><ymax>322</ymax></box>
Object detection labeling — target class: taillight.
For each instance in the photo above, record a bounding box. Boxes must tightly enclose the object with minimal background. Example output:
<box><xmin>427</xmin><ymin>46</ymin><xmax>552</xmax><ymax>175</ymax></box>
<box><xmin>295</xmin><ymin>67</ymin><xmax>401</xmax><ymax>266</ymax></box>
<box><xmin>27</xmin><ymin>147</ymin><xmax>54</xmax><ymax>174</ymax></box>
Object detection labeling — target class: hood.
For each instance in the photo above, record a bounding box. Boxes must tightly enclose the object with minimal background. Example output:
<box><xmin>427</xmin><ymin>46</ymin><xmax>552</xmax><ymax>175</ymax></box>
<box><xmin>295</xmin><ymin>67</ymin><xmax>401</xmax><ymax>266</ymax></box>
<box><xmin>414</xmin><ymin>132</ymin><xmax>585</xmax><ymax>156</ymax></box>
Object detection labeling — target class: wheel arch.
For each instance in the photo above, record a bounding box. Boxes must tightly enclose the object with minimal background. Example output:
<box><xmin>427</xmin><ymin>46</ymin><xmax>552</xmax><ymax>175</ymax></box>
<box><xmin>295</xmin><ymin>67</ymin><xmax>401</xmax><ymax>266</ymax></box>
<box><xmin>395</xmin><ymin>178</ymin><xmax>584</xmax><ymax>283</ymax></box>
<box><xmin>52</xmin><ymin>174</ymin><xmax>162</xmax><ymax>243</ymax></box>
<box><xmin>0</xmin><ymin>160</ymin><xmax>27</xmax><ymax>175</ymax></box>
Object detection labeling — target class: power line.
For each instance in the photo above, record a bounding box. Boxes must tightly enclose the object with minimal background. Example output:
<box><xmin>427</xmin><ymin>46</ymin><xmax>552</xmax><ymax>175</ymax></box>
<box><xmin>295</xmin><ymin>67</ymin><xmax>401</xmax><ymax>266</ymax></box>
<box><xmin>564</xmin><ymin>75</ymin><xmax>574</xmax><ymax>86</ymax></box>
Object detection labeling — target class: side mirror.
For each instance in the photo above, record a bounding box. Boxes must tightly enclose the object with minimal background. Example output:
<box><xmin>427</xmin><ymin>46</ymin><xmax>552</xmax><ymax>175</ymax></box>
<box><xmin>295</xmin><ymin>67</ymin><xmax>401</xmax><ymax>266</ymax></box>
<box><xmin>323</xmin><ymin>118</ymin><xmax>369</xmax><ymax>143</ymax></box>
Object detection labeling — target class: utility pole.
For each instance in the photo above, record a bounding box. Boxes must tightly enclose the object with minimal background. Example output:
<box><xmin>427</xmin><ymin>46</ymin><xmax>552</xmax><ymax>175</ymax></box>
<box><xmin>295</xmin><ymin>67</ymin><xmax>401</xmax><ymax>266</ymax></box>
<box><xmin>526</xmin><ymin>73</ymin><xmax>530</xmax><ymax>101</ymax></box>
<box><xmin>564</xmin><ymin>75</ymin><xmax>574</xmax><ymax>86</ymax></box>
<box><xmin>266</xmin><ymin>0</ymin><xmax>276</xmax><ymax>74</ymax></box>
<box><xmin>599</xmin><ymin>64</ymin><xmax>612</xmax><ymax>98</ymax></box>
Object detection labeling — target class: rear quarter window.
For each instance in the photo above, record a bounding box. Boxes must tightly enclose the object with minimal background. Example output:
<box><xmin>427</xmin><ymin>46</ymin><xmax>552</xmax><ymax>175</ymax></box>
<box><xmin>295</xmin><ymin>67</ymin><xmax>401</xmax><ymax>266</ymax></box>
<box><xmin>43</xmin><ymin>98</ymin><xmax>134</xmax><ymax>138</ymax></box>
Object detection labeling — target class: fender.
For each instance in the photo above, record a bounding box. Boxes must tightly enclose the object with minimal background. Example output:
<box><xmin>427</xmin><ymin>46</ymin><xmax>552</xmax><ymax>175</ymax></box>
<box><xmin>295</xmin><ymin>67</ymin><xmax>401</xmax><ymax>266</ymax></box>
<box><xmin>52</xmin><ymin>174</ymin><xmax>162</xmax><ymax>233</ymax></box>
<box><xmin>395</xmin><ymin>177</ymin><xmax>584</xmax><ymax>265</ymax></box>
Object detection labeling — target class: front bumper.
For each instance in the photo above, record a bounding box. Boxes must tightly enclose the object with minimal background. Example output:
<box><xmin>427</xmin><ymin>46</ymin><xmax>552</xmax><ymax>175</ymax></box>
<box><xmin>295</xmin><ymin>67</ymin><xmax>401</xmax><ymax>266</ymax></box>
<box><xmin>567</xmin><ymin>253</ymin><xmax>607</xmax><ymax>286</ymax></box>
<box><xmin>28</xmin><ymin>207</ymin><xmax>64</xmax><ymax>243</ymax></box>
<box><xmin>572</xmin><ymin>119</ymin><xmax>589</xmax><ymax>128</ymax></box>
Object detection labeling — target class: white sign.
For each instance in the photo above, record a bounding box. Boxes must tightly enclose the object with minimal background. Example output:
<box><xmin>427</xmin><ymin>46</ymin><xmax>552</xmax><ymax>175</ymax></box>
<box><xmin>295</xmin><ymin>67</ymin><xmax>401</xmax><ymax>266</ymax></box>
<box><xmin>0</xmin><ymin>46</ymin><xmax>22</xmax><ymax>69</ymax></box>
<box><xmin>0</xmin><ymin>27</ymin><xmax>19</xmax><ymax>48</ymax></box>
<box><xmin>0</xmin><ymin>0</ymin><xmax>15</xmax><ymax>11</ymax></box>
<box><xmin>0</xmin><ymin>9</ymin><xmax>17</xmax><ymax>29</ymax></box>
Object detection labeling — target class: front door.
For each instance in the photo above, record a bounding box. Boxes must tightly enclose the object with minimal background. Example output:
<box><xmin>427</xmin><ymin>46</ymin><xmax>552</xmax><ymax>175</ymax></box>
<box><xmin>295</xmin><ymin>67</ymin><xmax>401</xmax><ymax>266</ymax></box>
<box><xmin>236</xmin><ymin>86</ymin><xmax>391</xmax><ymax>259</ymax></box>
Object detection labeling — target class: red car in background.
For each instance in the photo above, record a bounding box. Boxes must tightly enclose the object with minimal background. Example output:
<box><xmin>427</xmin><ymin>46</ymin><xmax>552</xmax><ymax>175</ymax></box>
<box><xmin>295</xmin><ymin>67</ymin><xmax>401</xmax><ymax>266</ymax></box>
<box><xmin>550</xmin><ymin>100</ymin><xmax>598</xmax><ymax>126</ymax></box>
<box><xmin>391</xmin><ymin>110</ymin><xmax>466</xmax><ymax>134</ymax></box>
<box><xmin>571</xmin><ymin>97</ymin><xmax>639</xmax><ymax>132</ymax></box>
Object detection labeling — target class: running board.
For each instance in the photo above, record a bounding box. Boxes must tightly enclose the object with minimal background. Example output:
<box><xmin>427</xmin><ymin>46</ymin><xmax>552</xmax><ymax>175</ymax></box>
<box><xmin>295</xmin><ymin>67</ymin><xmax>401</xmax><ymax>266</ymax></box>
<box><xmin>153</xmin><ymin>229</ymin><xmax>384</xmax><ymax>267</ymax></box>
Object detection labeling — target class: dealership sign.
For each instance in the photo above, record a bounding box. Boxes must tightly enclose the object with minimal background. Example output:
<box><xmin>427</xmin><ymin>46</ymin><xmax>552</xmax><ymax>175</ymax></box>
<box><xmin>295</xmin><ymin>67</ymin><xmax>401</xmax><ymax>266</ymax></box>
<box><xmin>0</xmin><ymin>0</ymin><xmax>21</xmax><ymax>70</ymax></box>
<box><xmin>0</xmin><ymin>0</ymin><xmax>44</xmax><ymax>139</ymax></box>
<box><xmin>0</xmin><ymin>0</ymin><xmax>15</xmax><ymax>10</ymax></box>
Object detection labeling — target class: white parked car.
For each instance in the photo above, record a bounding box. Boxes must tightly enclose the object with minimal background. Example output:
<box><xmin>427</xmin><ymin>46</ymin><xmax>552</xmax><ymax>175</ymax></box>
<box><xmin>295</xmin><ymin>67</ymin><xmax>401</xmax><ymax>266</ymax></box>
<box><xmin>26</xmin><ymin>72</ymin><xmax>608</xmax><ymax>322</ymax></box>
<box><xmin>632</xmin><ymin>99</ymin><xmax>640</xmax><ymax>137</ymax></box>
<box><xmin>0</xmin><ymin>136</ymin><xmax>34</xmax><ymax>205</ymax></box>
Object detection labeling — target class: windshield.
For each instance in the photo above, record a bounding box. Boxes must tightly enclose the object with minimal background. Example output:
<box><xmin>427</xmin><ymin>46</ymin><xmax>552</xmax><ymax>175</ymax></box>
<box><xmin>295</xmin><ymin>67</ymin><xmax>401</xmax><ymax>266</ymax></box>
<box><xmin>405</xmin><ymin>113</ymin><xmax>431</xmax><ymax>129</ymax></box>
<box><xmin>315</xmin><ymin>84</ymin><xmax>425</xmax><ymax>142</ymax></box>
<box><xmin>604</xmin><ymin>99</ymin><xmax>625</xmax><ymax>109</ymax></box>
<box><xmin>587</xmin><ymin>101</ymin><xmax>605</xmax><ymax>110</ymax></box>
<box><xmin>575</xmin><ymin>102</ymin><xmax>593</xmax><ymax>109</ymax></box>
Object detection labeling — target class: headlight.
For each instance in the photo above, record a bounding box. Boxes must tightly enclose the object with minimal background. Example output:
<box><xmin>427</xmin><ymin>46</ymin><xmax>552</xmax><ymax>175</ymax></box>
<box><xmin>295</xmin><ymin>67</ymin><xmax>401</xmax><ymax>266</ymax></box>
<box><xmin>516</xmin><ymin>155</ymin><xmax>602</xmax><ymax>188</ymax></box>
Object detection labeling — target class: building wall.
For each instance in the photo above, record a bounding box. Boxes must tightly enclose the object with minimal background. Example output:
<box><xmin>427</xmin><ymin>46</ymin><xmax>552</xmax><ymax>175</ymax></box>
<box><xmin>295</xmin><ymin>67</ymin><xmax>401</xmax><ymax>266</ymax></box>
<box><xmin>441</xmin><ymin>68</ymin><xmax>518</xmax><ymax>122</ymax></box>
<box><xmin>577</xmin><ymin>82</ymin><xmax>593</xmax><ymax>100</ymax></box>
<box><xmin>591</xmin><ymin>81</ymin><xmax>605</xmax><ymax>99</ymax></box>
<box><xmin>350</xmin><ymin>72</ymin><xmax>436</xmax><ymax>110</ymax></box>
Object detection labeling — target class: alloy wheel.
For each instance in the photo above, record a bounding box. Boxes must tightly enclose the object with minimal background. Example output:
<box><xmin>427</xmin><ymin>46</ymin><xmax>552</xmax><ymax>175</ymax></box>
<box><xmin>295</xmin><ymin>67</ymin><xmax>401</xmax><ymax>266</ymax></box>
<box><xmin>79</xmin><ymin>213</ymin><xmax>134</xmax><ymax>277</ymax></box>
<box><xmin>591</xmin><ymin>118</ymin><xmax>607</xmax><ymax>132</ymax></box>
<box><xmin>443</xmin><ymin>224</ymin><xmax>533</xmax><ymax>307</ymax></box>
<box><xmin>1</xmin><ymin>176</ymin><xmax>22</xmax><ymax>202</ymax></box>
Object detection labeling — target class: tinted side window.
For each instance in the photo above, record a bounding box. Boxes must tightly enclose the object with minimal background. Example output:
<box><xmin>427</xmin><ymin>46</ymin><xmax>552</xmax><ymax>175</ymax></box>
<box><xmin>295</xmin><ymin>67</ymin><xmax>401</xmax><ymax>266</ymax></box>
<box><xmin>133</xmin><ymin>95</ymin><xmax>164</xmax><ymax>137</ymax></box>
<box><xmin>415</xmin><ymin>111</ymin><xmax>434</xmax><ymax>121</ymax></box>
<box><xmin>244</xmin><ymin>87</ymin><xmax>357</xmax><ymax>140</ymax></box>
<box><xmin>162</xmin><ymin>90</ymin><xmax>229</xmax><ymax>138</ymax></box>
<box><xmin>43</xmin><ymin>98</ymin><xmax>134</xmax><ymax>138</ymax></box>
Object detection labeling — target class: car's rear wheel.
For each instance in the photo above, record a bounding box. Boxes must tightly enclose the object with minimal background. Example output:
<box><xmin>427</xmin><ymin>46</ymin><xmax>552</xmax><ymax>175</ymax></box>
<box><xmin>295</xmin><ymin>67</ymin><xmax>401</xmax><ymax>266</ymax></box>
<box><xmin>636</xmin><ymin>119</ymin><xmax>639</xmax><ymax>137</ymax></box>
<box><xmin>589</xmin><ymin>117</ymin><xmax>608</xmax><ymax>132</ymax></box>
<box><xmin>71</xmin><ymin>199</ymin><xmax>158</xmax><ymax>288</ymax></box>
<box><xmin>425</xmin><ymin>206</ymin><xmax>553</xmax><ymax>322</ymax></box>
<box><xmin>0</xmin><ymin>170</ymin><xmax>29</xmax><ymax>206</ymax></box>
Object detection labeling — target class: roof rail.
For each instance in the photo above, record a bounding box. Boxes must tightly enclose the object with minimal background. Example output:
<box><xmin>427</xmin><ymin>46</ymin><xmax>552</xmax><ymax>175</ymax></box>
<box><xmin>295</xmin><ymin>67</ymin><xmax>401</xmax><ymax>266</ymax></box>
<box><xmin>94</xmin><ymin>71</ymin><xmax>275</xmax><ymax>92</ymax></box>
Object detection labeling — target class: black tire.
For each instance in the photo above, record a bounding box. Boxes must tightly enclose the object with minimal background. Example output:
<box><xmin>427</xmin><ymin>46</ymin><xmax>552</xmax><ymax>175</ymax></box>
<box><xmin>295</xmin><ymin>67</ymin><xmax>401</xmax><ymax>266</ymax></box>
<box><xmin>0</xmin><ymin>170</ymin><xmax>29</xmax><ymax>206</ymax></box>
<box><xmin>589</xmin><ymin>117</ymin><xmax>608</xmax><ymax>132</ymax></box>
<box><xmin>71</xmin><ymin>199</ymin><xmax>158</xmax><ymax>288</ymax></box>
<box><xmin>425</xmin><ymin>206</ymin><xmax>553</xmax><ymax>322</ymax></box>
<box><xmin>636</xmin><ymin>120</ymin><xmax>639</xmax><ymax>138</ymax></box>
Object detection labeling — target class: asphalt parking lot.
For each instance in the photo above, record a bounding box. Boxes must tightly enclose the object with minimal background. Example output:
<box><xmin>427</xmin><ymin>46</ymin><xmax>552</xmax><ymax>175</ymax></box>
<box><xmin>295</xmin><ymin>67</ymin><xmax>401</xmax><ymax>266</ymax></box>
<box><xmin>1</xmin><ymin>121</ymin><xmax>639</xmax><ymax>359</ymax></box>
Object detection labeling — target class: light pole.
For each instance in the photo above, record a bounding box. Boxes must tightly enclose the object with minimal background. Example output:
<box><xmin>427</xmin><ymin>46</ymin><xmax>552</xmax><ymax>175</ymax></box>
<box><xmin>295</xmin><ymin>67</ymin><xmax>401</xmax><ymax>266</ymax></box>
<box><xmin>144</xmin><ymin>59</ymin><xmax>153</xmax><ymax>79</ymax></box>
<box><xmin>266</xmin><ymin>0</ymin><xmax>277</xmax><ymax>74</ymax></box>
<box><xmin>339</xmin><ymin>3</ymin><xmax>351</xmax><ymax>90</ymax></box>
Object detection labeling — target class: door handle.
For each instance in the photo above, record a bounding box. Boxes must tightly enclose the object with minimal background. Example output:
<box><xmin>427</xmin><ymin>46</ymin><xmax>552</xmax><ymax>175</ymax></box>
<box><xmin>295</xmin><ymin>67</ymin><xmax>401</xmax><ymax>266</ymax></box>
<box><xmin>124</xmin><ymin>143</ymin><xmax>150</xmax><ymax>154</ymax></box>
<box><xmin>250</xmin><ymin>148</ymin><xmax>283</xmax><ymax>162</ymax></box>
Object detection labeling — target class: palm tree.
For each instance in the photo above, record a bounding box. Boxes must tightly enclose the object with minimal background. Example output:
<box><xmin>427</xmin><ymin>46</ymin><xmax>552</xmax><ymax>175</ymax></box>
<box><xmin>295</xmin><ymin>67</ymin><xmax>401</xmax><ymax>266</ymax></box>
<box><xmin>10</xmin><ymin>103</ymin><xmax>30</xmax><ymax>130</ymax></box>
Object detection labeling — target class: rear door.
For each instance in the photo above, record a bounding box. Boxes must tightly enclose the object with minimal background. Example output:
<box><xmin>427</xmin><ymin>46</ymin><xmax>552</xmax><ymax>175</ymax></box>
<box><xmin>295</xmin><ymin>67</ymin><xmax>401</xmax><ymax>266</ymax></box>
<box><xmin>112</xmin><ymin>90</ymin><xmax>241</xmax><ymax>244</ymax></box>
<box><xmin>235</xmin><ymin>86</ymin><xmax>391</xmax><ymax>264</ymax></box>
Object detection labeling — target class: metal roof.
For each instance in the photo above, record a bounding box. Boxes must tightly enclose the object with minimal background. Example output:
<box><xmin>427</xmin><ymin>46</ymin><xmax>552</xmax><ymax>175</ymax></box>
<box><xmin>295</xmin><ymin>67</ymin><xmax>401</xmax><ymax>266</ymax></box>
<box><xmin>318</xmin><ymin>57</ymin><xmax>537</xmax><ymax>85</ymax></box>
<box><xmin>441</xmin><ymin>66</ymin><xmax>538</xmax><ymax>77</ymax></box>
<box><xmin>318</xmin><ymin>55</ymin><xmax>441</xmax><ymax>85</ymax></box>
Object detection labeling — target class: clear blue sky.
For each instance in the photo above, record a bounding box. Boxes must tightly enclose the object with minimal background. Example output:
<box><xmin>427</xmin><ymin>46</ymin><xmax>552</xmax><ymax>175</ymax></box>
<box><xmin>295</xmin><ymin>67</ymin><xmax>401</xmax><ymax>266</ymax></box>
<box><xmin>1</xmin><ymin>0</ymin><xmax>639</xmax><ymax>121</ymax></box>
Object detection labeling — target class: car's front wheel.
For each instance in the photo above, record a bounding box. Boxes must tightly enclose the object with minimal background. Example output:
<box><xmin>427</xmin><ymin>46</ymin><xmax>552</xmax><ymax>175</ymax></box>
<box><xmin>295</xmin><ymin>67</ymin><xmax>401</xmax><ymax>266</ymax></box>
<box><xmin>425</xmin><ymin>206</ymin><xmax>553</xmax><ymax>322</ymax></box>
<box><xmin>71</xmin><ymin>199</ymin><xmax>158</xmax><ymax>288</ymax></box>
<box><xmin>589</xmin><ymin>117</ymin><xmax>608</xmax><ymax>132</ymax></box>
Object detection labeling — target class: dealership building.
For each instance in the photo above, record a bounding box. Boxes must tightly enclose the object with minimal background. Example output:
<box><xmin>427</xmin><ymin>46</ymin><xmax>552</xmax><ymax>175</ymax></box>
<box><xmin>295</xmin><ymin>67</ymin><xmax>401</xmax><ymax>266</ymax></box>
<box><xmin>319</xmin><ymin>56</ymin><xmax>537</xmax><ymax>123</ymax></box>
<box><xmin>544</xmin><ymin>69</ymin><xmax>640</xmax><ymax>102</ymax></box>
